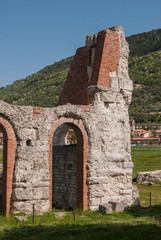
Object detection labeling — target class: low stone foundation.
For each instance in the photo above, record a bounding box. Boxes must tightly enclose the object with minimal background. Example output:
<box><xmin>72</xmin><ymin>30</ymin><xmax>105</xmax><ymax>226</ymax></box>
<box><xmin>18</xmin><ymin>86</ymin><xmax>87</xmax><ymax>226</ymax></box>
<box><xmin>136</xmin><ymin>170</ymin><xmax>161</xmax><ymax>184</ymax></box>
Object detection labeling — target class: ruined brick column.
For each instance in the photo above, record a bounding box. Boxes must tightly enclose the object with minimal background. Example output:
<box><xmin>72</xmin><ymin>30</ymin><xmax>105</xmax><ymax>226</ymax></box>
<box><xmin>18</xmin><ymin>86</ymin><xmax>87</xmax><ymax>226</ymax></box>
<box><xmin>0</xmin><ymin>26</ymin><xmax>139</xmax><ymax>215</ymax></box>
<box><xmin>58</xmin><ymin>26</ymin><xmax>139</xmax><ymax>211</ymax></box>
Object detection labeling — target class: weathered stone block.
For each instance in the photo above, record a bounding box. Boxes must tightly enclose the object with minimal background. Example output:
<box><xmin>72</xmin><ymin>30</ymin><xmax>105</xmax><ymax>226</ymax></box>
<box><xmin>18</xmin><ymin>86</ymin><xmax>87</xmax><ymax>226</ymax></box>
<box><xmin>132</xmin><ymin>185</ymin><xmax>140</xmax><ymax>206</ymax></box>
<box><xmin>15</xmin><ymin>216</ymin><xmax>28</xmax><ymax>222</ymax></box>
<box><xmin>12</xmin><ymin>188</ymin><xmax>33</xmax><ymax>201</ymax></box>
<box><xmin>99</xmin><ymin>201</ymin><xmax>128</xmax><ymax>214</ymax></box>
<box><xmin>136</xmin><ymin>170</ymin><xmax>161</xmax><ymax>183</ymax></box>
<box><xmin>99</xmin><ymin>203</ymin><xmax>113</xmax><ymax>214</ymax></box>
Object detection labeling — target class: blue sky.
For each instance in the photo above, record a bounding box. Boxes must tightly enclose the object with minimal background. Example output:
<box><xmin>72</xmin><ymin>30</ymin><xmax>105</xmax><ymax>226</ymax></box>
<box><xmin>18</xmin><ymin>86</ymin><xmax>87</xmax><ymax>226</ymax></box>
<box><xmin>0</xmin><ymin>0</ymin><xmax>161</xmax><ymax>88</ymax></box>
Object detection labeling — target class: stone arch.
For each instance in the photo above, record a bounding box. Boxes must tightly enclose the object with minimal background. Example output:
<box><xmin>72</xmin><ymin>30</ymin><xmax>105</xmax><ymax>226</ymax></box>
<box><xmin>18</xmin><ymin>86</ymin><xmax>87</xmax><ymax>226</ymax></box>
<box><xmin>53</xmin><ymin>124</ymin><xmax>70</xmax><ymax>146</ymax></box>
<box><xmin>0</xmin><ymin>115</ymin><xmax>17</xmax><ymax>216</ymax></box>
<box><xmin>48</xmin><ymin>117</ymin><xmax>88</xmax><ymax>211</ymax></box>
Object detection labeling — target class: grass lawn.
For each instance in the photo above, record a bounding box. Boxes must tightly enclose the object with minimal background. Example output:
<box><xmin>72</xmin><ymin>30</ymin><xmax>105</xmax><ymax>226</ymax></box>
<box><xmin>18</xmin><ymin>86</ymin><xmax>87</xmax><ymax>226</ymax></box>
<box><xmin>0</xmin><ymin>207</ymin><xmax>161</xmax><ymax>240</ymax></box>
<box><xmin>132</xmin><ymin>149</ymin><xmax>161</xmax><ymax>208</ymax></box>
<box><xmin>132</xmin><ymin>149</ymin><xmax>161</xmax><ymax>179</ymax></box>
<box><xmin>0</xmin><ymin>149</ymin><xmax>161</xmax><ymax>239</ymax></box>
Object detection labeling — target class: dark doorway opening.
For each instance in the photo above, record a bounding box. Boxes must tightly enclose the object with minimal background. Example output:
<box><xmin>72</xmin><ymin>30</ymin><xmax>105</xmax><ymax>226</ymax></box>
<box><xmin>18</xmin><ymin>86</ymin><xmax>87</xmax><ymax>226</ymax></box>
<box><xmin>52</xmin><ymin>124</ymin><xmax>77</xmax><ymax>209</ymax></box>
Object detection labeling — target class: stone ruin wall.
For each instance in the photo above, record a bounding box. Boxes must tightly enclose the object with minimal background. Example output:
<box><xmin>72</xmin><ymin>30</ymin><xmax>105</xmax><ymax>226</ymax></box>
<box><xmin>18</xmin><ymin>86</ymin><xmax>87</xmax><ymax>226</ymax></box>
<box><xmin>0</xmin><ymin>26</ymin><xmax>139</xmax><ymax>216</ymax></box>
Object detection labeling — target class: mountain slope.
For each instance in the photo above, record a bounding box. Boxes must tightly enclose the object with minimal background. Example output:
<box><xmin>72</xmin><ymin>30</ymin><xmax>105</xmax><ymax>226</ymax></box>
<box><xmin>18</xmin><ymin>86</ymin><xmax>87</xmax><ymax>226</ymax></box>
<box><xmin>129</xmin><ymin>49</ymin><xmax>161</xmax><ymax>114</ymax></box>
<box><xmin>127</xmin><ymin>28</ymin><xmax>161</xmax><ymax>56</ymax></box>
<box><xmin>0</xmin><ymin>28</ymin><xmax>161</xmax><ymax>115</ymax></box>
<box><xmin>0</xmin><ymin>57</ymin><xmax>73</xmax><ymax>107</ymax></box>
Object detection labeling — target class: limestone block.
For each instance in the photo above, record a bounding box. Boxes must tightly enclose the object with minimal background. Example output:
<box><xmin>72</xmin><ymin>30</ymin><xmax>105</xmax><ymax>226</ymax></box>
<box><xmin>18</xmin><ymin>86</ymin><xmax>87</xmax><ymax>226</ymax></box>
<box><xmin>37</xmin><ymin>142</ymin><xmax>49</xmax><ymax>152</ymax></box>
<box><xmin>13</xmin><ymin>183</ymin><xmax>32</xmax><ymax>189</ymax></box>
<box><xmin>110</xmin><ymin>76</ymin><xmax>119</xmax><ymax>91</ymax></box>
<box><xmin>99</xmin><ymin>201</ymin><xmax>128</xmax><ymax>214</ymax></box>
<box><xmin>100</xmin><ymin>196</ymin><xmax>111</xmax><ymax>204</ymax></box>
<box><xmin>109</xmin><ymin>169</ymin><xmax>125</xmax><ymax>177</ymax></box>
<box><xmin>32</xmin><ymin>181</ymin><xmax>49</xmax><ymax>188</ymax></box>
<box><xmin>12</xmin><ymin>188</ymin><xmax>33</xmax><ymax>201</ymax></box>
<box><xmin>86</xmin><ymin>34</ymin><xmax>97</xmax><ymax>47</ymax></box>
<box><xmin>12</xmin><ymin>200</ymin><xmax>50</xmax><ymax>214</ymax></box>
<box><xmin>55</xmin><ymin>212</ymin><xmax>66</xmax><ymax>219</ymax></box>
<box><xmin>89</xmin><ymin>206</ymin><xmax>99</xmax><ymax>211</ymax></box>
<box><xmin>119</xmin><ymin>189</ymin><xmax>132</xmax><ymax>196</ymax></box>
<box><xmin>15</xmin><ymin>216</ymin><xmax>28</xmax><ymax>222</ymax></box>
<box><xmin>123</xmin><ymin>162</ymin><xmax>134</xmax><ymax>169</ymax></box>
<box><xmin>119</xmin><ymin>79</ymin><xmax>133</xmax><ymax>91</ymax></box>
<box><xmin>99</xmin><ymin>203</ymin><xmax>113</xmax><ymax>214</ymax></box>
<box><xmin>136</xmin><ymin>170</ymin><xmax>161</xmax><ymax>183</ymax></box>
<box><xmin>87</xmin><ymin>177</ymin><xmax>108</xmax><ymax>185</ymax></box>
<box><xmin>33</xmin><ymin>159</ymin><xmax>49</xmax><ymax>170</ymax></box>
<box><xmin>132</xmin><ymin>185</ymin><xmax>140</xmax><ymax>206</ymax></box>
<box><xmin>141</xmin><ymin>181</ymin><xmax>155</xmax><ymax>186</ymax></box>
<box><xmin>88</xmin><ymin>188</ymin><xmax>105</xmax><ymax>198</ymax></box>
<box><xmin>124</xmin><ymin>168</ymin><xmax>133</xmax><ymax>175</ymax></box>
<box><xmin>39</xmin><ymin>169</ymin><xmax>50</xmax><ymax>181</ymax></box>
<box><xmin>14</xmin><ymin>169</ymin><xmax>29</xmax><ymax>183</ymax></box>
<box><xmin>89</xmin><ymin>197</ymin><xmax>101</xmax><ymax>206</ymax></box>
<box><xmin>33</xmin><ymin>187</ymin><xmax>49</xmax><ymax>200</ymax></box>
<box><xmin>99</xmin><ymin>92</ymin><xmax>115</xmax><ymax>103</ymax></box>
<box><xmin>112</xmin><ymin>202</ymin><xmax>128</xmax><ymax>212</ymax></box>
<box><xmin>121</xmin><ymin>89</ymin><xmax>132</xmax><ymax>105</ymax></box>
<box><xmin>110</xmin><ymin>153</ymin><xmax>125</xmax><ymax>162</ymax></box>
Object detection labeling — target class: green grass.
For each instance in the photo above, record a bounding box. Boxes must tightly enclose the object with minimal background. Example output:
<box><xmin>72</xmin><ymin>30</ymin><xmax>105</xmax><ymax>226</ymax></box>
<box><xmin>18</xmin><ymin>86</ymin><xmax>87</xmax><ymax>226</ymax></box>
<box><xmin>0</xmin><ymin>148</ymin><xmax>3</xmax><ymax>164</ymax></box>
<box><xmin>132</xmin><ymin>149</ymin><xmax>161</xmax><ymax>209</ymax></box>
<box><xmin>137</xmin><ymin>184</ymin><xmax>161</xmax><ymax>207</ymax></box>
<box><xmin>0</xmin><ymin>208</ymin><xmax>161</xmax><ymax>240</ymax></box>
<box><xmin>132</xmin><ymin>149</ymin><xmax>161</xmax><ymax>179</ymax></box>
<box><xmin>0</xmin><ymin>149</ymin><xmax>161</xmax><ymax>239</ymax></box>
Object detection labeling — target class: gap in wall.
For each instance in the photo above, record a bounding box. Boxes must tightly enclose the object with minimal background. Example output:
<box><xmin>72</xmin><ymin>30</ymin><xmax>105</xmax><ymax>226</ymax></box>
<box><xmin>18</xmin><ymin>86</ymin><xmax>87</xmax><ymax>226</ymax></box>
<box><xmin>52</xmin><ymin>124</ymin><xmax>77</xmax><ymax>209</ymax></box>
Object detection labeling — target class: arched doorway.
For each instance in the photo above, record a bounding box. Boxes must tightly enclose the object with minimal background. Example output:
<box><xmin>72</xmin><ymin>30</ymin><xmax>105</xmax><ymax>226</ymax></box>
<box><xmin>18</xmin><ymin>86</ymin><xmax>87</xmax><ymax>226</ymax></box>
<box><xmin>48</xmin><ymin>118</ymin><xmax>88</xmax><ymax>211</ymax></box>
<box><xmin>0</xmin><ymin>115</ymin><xmax>17</xmax><ymax>216</ymax></box>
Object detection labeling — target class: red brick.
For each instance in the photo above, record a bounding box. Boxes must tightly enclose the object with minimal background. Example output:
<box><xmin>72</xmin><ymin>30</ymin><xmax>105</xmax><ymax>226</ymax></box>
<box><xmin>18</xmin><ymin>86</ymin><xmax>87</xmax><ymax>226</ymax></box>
<box><xmin>0</xmin><ymin>116</ymin><xmax>17</xmax><ymax>217</ymax></box>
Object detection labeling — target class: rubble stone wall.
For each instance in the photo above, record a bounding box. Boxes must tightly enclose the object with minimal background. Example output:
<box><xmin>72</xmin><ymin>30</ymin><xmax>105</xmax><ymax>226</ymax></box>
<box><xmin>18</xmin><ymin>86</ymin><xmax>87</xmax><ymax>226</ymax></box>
<box><xmin>0</xmin><ymin>26</ymin><xmax>137</xmax><ymax>216</ymax></box>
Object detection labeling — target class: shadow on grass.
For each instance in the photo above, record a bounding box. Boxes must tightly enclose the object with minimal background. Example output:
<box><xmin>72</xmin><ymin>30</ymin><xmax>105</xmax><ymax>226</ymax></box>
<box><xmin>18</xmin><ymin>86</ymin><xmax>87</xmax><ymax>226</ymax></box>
<box><xmin>1</xmin><ymin>223</ymin><xmax>161</xmax><ymax>240</ymax></box>
<box><xmin>126</xmin><ymin>204</ymin><xmax>161</xmax><ymax>220</ymax></box>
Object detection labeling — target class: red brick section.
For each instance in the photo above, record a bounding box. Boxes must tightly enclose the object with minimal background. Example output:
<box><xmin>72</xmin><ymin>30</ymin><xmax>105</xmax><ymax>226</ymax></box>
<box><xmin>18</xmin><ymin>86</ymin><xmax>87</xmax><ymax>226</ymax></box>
<box><xmin>76</xmin><ymin>105</ymin><xmax>90</xmax><ymax>112</ymax></box>
<box><xmin>90</xmin><ymin>29</ymin><xmax>120</xmax><ymax>87</ymax></box>
<box><xmin>58</xmin><ymin>47</ymin><xmax>90</xmax><ymax>106</ymax></box>
<box><xmin>48</xmin><ymin>118</ymin><xmax>88</xmax><ymax>211</ymax></box>
<box><xmin>0</xmin><ymin>116</ymin><xmax>17</xmax><ymax>217</ymax></box>
<box><xmin>33</xmin><ymin>107</ymin><xmax>42</xmax><ymax>120</ymax></box>
<box><xmin>58</xmin><ymin>28</ymin><xmax>120</xmax><ymax>106</ymax></box>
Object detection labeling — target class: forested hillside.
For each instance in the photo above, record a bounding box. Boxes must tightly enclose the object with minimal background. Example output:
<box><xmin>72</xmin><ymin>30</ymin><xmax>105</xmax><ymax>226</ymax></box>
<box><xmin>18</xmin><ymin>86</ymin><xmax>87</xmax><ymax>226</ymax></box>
<box><xmin>129</xmin><ymin>50</ymin><xmax>161</xmax><ymax>114</ymax></box>
<box><xmin>0</xmin><ymin>57</ymin><xmax>73</xmax><ymax>107</ymax></box>
<box><xmin>127</xmin><ymin>29</ymin><xmax>161</xmax><ymax>56</ymax></box>
<box><xmin>0</xmin><ymin>28</ymin><xmax>161</xmax><ymax>117</ymax></box>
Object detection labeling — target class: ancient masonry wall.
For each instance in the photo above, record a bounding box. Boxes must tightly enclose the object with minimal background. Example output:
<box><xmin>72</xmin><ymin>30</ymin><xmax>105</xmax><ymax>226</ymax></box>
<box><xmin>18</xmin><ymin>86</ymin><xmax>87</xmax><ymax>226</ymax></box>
<box><xmin>0</xmin><ymin>26</ymin><xmax>139</xmax><ymax>216</ymax></box>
